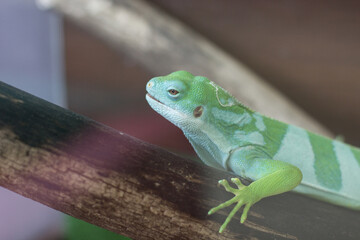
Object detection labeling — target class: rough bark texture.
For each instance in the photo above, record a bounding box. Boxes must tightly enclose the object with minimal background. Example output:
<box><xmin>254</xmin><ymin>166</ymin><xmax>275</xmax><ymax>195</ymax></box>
<box><xmin>0</xmin><ymin>83</ymin><xmax>359</xmax><ymax>240</ymax></box>
<box><xmin>37</xmin><ymin>0</ymin><xmax>333</xmax><ymax>137</ymax></box>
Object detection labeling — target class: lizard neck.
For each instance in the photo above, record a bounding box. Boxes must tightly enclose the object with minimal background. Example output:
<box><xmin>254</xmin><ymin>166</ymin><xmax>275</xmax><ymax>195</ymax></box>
<box><xmin>183</xmin><ymin>104</ymin><xmax>269</xmax><ymax>170</ymax></box>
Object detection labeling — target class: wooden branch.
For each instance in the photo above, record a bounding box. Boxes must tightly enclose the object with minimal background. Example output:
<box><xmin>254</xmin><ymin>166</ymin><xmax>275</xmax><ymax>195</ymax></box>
<box><xmin>0</xmin><ymin>83</ymin><xmax>359</xmax><ymax>239</ymax></box>
<box><xmin>37</xmin><ymin>0</ymin><xmax>333</xmax><ymax>137</ymax></box>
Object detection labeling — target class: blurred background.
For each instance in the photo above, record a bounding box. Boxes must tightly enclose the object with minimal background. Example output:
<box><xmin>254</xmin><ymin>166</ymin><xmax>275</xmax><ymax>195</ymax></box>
<box><xmin>1</xmin><ymin>0</ymin><xmax>360</xmax><ymax>239</ymax></box>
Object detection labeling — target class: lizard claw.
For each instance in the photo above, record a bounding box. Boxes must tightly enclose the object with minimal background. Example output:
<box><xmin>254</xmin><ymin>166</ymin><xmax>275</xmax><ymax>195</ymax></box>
<box><xmin>208</xmin><ymin>178</ymin><xmax>257</xmax><ymax>233</ymax></box>
<box><xmin>231</xmin><ymin>177</ymin><xmax>246</xmax><ymax>190</ymax></box>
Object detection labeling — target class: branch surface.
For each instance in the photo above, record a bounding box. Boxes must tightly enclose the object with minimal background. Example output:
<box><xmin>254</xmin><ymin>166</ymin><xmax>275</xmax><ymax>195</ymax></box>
<box><xmin>0</xmin><ymin>82</ymin><xmax>358</xmax><ymax>239</ymax></box>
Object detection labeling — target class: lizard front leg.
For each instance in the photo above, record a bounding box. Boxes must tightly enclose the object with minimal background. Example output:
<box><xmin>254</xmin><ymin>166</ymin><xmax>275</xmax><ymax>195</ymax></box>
<box><xmin>208</xmin><ymin>158</ymin><xmax>303</xmax><ymax>233</ymax></box>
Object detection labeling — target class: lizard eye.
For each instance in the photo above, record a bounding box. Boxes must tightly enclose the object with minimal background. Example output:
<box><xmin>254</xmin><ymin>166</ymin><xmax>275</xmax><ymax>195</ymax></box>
<box><xmin>168</xmin><ymin>89</ymin><xmax>179</xmax><ymax>96</ymax></box>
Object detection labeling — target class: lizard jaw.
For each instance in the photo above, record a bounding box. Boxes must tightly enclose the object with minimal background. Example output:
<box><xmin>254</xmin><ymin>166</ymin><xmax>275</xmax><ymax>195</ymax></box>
<box><xmin>146</xmin><ymin>93</ymin><xmax>163</xmax><ymax>104</ymax></box>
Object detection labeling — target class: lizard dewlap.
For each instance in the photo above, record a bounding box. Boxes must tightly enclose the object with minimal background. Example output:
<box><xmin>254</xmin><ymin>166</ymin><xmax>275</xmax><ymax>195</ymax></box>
<box><xmin>145</xmin><ymin>70</ymin><xmax>360</xmax><ymax>233</ymax></box>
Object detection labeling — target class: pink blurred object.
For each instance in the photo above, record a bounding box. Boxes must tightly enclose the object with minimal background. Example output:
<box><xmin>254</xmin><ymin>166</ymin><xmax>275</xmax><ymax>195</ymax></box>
<box><xmin>99</xmin><ymin>110</ymin><xmax>195</xmax><ymax>156</ymax></box>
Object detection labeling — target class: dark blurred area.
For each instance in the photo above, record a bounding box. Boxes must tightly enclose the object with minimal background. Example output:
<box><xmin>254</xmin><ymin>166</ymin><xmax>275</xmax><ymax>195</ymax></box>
<box><xmin>64</xmin><ymin>18</ymin><xmax>195</xmax><ymax>156</ymax></box>
<box><xmin>66</xmin><ymin>0</ymin><xmax>360</xmax><ymax>147</ymax></box>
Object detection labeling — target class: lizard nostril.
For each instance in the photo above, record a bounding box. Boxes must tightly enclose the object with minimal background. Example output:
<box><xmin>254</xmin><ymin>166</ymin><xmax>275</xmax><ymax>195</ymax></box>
<box><xmin>147</xmin><ymin>81</ymin><xmax>154</xmax><ymax>88</ymax></box>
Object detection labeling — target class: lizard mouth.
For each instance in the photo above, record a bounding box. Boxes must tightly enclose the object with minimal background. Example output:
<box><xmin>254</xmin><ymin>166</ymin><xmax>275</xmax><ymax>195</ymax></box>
<box><xmin>146</xmin><ymin>93</ymin><xmax>163</xmax><ymax>104</ymax></box>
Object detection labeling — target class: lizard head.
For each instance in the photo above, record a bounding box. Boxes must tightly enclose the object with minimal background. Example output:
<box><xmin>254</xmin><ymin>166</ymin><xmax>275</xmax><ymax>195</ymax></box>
<box><xmin>146</xmin><ymin>70</ymin><xmax>240</xmax><ymax>133</ymax></box>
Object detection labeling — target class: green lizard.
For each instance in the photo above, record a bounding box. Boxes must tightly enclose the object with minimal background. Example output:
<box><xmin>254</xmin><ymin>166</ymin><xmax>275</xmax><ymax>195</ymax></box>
<box><xmin>145</xmin><ymin>70</ymin><xmax>360</xmax><ymax>233</ymax></box>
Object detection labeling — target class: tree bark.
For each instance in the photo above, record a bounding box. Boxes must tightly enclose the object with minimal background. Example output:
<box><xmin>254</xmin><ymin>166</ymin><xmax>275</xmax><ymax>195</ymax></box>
<box><xmin>37</xmin><ymin>0</ymin><xmax>333</xmax><ymax>137</ymax></box>
<box><xmin>0</xmin><ymin>82</ymin><xmax>359</xmax><ymax>240</ymax></box>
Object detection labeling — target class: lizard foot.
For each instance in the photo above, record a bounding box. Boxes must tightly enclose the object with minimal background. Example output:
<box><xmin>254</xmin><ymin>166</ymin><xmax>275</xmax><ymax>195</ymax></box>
<box><xmin>208</xmin><ymin>178</ymin><xmax>258</xmax><ymax>233</ymax></box>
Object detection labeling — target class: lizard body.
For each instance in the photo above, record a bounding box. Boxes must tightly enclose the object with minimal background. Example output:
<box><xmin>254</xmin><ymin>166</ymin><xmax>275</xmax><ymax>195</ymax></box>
<box><xmin>145</xmin><ymin>70</ymin><xmax>360</xmax><ymax>232</ymax></box>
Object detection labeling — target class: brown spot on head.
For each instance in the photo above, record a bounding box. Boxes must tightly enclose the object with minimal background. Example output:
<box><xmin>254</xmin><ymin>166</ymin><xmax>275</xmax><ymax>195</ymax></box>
<box><xmin>193</xmin><ymin>106</ymin><xmax>203</xmax><ymax>118</ymax></box>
